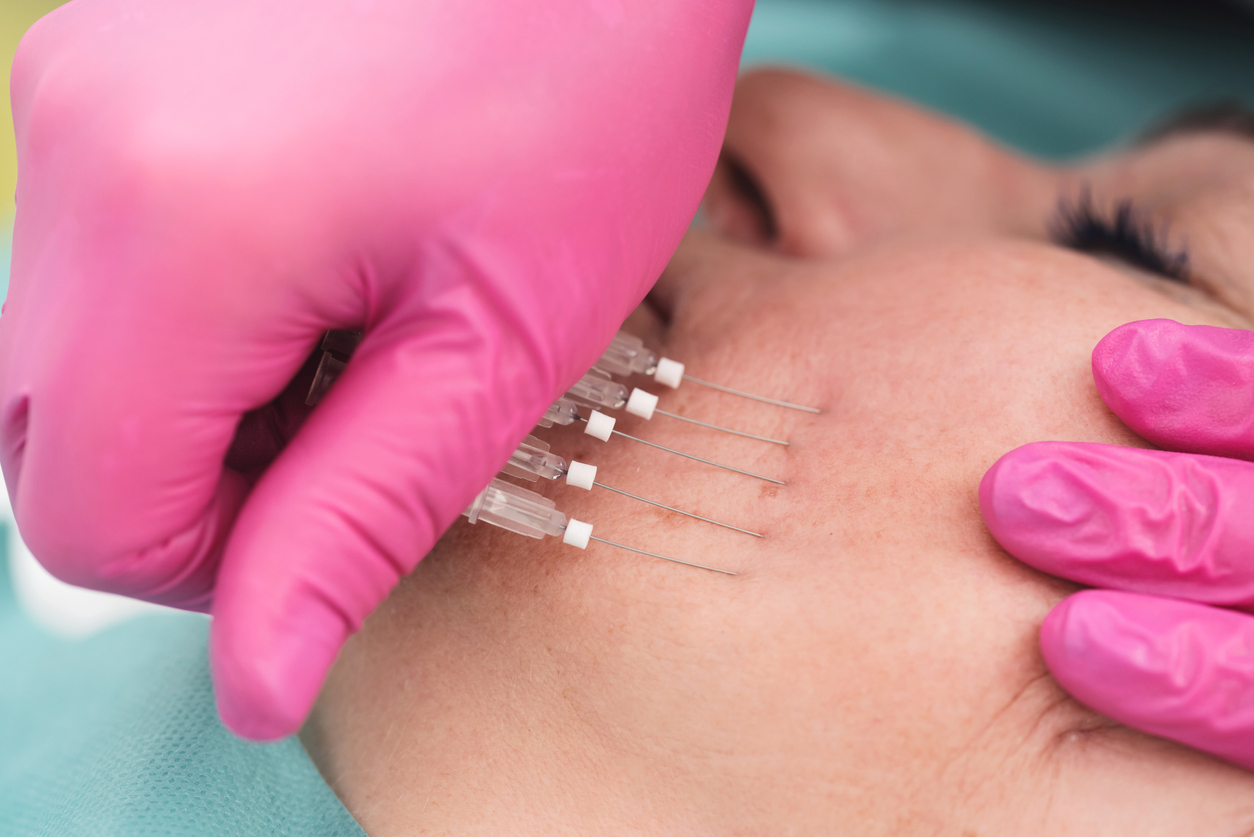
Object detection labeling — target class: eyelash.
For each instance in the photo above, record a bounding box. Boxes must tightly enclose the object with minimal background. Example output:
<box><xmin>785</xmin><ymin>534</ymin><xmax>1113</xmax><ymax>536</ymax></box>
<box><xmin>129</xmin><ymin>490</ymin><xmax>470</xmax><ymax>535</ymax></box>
<box><xmin>1050</xmin><ymin>188</ymin><xmax>1190</xmax><ymax>284</ymax></box>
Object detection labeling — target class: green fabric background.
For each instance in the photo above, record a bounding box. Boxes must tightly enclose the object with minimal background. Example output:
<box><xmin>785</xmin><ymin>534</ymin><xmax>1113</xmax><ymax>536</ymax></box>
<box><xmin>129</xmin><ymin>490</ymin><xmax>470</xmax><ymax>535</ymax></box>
<box><xmin>0</xmin><ymin>547</ymin><xmax>366</xmax><ymax>836</ymax></box>
<box><xmin>743</xmin><ymin>0</ymin><xmax>1254</xmax><ymax>159</ymax></box>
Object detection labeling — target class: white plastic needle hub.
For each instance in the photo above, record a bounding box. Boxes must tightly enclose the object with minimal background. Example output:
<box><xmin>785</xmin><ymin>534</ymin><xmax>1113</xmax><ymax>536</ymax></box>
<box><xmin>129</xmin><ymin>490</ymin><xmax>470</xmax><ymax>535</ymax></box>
<box><xmin>566</xmin><ymin>460</ymin><xmax>598</xmax><ymax>491</ymax></box>
<box><xmin>625</xmin><ymin>388</ymin><xmax>659</xmax><ymax>420</ymax></box>
<box><xmin>654</xmin><ymin>357</ymin><xmax>685</xmax><ymax>389</ymax></box>
<box><xmin>584</xmin><ymin>410</ymin><xmax>617</xmax><ymax>441</ymax></box>
<box><xmin>563</xmin><ymin>518</ymin><xmax>593</xmax><ymax>549</ymax></box>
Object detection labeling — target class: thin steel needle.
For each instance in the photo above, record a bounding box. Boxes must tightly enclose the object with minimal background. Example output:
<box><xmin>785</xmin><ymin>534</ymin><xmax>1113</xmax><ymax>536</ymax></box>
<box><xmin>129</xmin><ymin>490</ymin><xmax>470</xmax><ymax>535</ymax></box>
<box><xmin>681</xmin><ymin>374</ymin><xmax>821</xmax><ymax>414</ymax></box>
<box><xmin>653</xmin><ymin>409</ymin><xmax>790</xmax><ymax>446</ymax></box>
<box><xmin>590</xmin><ymin>535</ymin><xmax>738</xmax><ymax>576</ymax></box>
<box><xmin>585</xmin><ymin>419</ymin><xmax>786</xmax><ymax>485</ymax></box>
<box><xmin>593</xmin><ymin>481</ymin><xmax>764</xmax><ymax>538</ymax></box>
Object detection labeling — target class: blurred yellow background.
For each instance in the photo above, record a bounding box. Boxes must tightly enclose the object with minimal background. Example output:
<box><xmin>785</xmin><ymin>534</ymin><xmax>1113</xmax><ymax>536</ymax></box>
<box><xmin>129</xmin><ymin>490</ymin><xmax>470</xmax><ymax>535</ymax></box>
<box><xmin>2</xmin><ymin>0</ymin><xmax>65</xmax><ymax>221</ymax></box>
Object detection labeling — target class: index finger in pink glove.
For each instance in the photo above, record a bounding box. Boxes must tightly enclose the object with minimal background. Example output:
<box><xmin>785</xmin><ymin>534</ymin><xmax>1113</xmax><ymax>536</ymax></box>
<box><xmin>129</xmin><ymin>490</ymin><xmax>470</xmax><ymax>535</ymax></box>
<box><xmin>0</xmin><ymin>0</ymin><xmax>754</xmax><ymax>740</ymax></box>
<box><xmin>1042</xmin><ymin>589</ymin><xmax>1254</xmax><ymax>773</ymax></box>
<box><xmin>1093</xmin><ymin>319</ymin><xmax>1254</xmax><ymax>459</ymax></box>
<box><xmin>980</xmin><ymin>441</ymin><xmax>1254</xmax><ymax>607</ymax></box>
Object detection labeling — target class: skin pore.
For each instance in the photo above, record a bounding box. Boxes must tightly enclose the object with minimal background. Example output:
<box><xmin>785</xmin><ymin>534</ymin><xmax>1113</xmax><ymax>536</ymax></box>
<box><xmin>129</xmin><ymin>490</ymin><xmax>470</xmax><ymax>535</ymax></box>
<box><xmin>299</xmin><ymin>70</ymin><xmax>1254</xmax><ymax>835</ymax></box>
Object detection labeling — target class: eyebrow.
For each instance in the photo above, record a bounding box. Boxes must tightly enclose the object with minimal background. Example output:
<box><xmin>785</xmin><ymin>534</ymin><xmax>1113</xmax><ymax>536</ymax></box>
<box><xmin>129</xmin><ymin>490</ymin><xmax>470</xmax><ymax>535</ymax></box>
<box><xmin>1137</xmin><ymin>102</ymin><xmax>1254</xmax><ymax>146</ymax></box>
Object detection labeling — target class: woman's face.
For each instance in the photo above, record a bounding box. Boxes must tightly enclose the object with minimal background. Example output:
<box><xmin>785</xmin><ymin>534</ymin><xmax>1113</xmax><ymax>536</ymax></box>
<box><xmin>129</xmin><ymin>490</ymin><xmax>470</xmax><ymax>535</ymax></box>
<box><xmin>306</xmin><ymin>70</ymin><xmax>1254</xmax><ymax>835</ymax></box>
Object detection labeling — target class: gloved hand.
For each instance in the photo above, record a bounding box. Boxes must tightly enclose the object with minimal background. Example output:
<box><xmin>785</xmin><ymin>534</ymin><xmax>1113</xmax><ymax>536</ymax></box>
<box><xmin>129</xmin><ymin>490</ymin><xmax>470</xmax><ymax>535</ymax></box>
<box><xmin>0</xmin><ymin>0</ymin><xmax>753</xmax><ymax>740</ymax></box>
<box><xmin>981</xmin><ymin>319</ymin><xmax>1254</xmax><ymax>770</ymax></box>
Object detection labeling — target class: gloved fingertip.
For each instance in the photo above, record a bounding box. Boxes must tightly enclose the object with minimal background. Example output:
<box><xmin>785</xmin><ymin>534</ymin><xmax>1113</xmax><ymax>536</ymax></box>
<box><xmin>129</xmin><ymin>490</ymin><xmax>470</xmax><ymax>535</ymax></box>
<box><xmin>1041</xmin><ymin>590</ymin><xmax>1254</xmax><ymax>772</ymax></box>
<box><xmin>211</xmin><ymin>600</ymin><xmax>349</xmax><ymax>742</ymax></box>
<box><xmin>1093</xmin><ymin>319</ymin><xmax>1254</xmax><ymax>458</ymax></box>
<box><xmin>1039</xmin><ymin>590</ymin><xmax>1117</xmax><ymax>687</ymax></box>
<box><xmin>979</xmin><ymin>442</ymin><xmax>1087</xmax><ymax>567</ymax></box>
<box><xmin>980</xmin><ymin>442</ymin><xmax>1046</xmax><ymax>526</ymax></box>
<box><xmin>1039</xmin><ymin>590</ymin><xmax>1170</xmax><ymax>726</ymax></box>
<box><xmin>1091</xmin><ymin>319</ymin><xmax>1175</xmax><ymax>416</ymax></box>
<box><xmin>976</xmin><ymin>451</ymin><xmax>1004</xmax><ymax>519</ymax></box>
<box><xmin>1091</xmin><ymin>317</ymin><xmax>1151</xmax><ymax>371</ymax></box>
<box><xmin>979</xmin><ymin>449</ymin><xmax>1021</xmax><ymax>551</ymax></box>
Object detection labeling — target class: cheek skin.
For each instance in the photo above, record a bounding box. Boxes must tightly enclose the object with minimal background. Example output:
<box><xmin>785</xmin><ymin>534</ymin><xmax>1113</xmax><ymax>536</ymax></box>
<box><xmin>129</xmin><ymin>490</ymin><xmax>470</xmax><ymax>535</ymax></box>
<box><xmin>307</xmin><ymin>235</ymin><xmax>1254</xmax><ymax>835</ymax></box>
<box><xmin>777</xmin><ymin>240</ymin><xmax>1181</xmax><ymax>627</ymax></box>
<box><xmin>652</xmin><ymin>237</ymin><xmax>1254</xmax><ymax>820</ymax></box>
<box><xmin>790</xmin><ymin>240</ymin><xmax>1254</xmax><ymax>815</ymax></box>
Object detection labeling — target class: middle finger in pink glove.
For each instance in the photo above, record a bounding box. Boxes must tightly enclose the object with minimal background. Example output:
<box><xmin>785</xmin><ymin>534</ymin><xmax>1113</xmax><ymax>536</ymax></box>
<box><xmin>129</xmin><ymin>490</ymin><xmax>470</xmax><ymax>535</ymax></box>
<box><xmin>1043</xmin><ymin>589</ymin><xmax>1254</xmax><ymax>772</ymax></box>
<box><xmin>980</xmin><ymin>441</ymin><xmax>1254</xmax><ymax>606</ymax></box>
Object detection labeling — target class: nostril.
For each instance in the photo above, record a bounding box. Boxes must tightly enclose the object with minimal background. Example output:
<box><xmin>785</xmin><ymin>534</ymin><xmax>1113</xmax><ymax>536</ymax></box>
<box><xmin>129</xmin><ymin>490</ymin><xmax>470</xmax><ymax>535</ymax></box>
<box><xmin>710</xmin><ymin>151</ymin><xmax>778</xmax><ymax>244</ymax></box>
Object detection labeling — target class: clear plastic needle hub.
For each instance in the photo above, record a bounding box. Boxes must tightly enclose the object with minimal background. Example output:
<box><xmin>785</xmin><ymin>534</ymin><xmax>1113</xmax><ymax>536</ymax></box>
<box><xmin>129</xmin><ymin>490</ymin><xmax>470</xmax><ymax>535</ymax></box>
<box><xmin>463</xmin><ymin>478</ymin><xmax>736</xmax><ymax>575</ymax></box>
<box><xmin>595</xmin><ymin>331</ymin><xmax>659</xmax><ymax>377</ymax></box>
<box><xmin>566</xmin><ymin>369</ymin><xmax>629</xmax><ymax>411</ymax></box>
<box><xmin>501</xmin><ymin>435</ymin><xmax>567</xmax><ymax>482</ymax></box>
<box><xmin>321</xmin><ymin>329</ymin><xmax>364</xmax><ymax>356</ymax></box>
<box><xmin>463</xmin><ymin>478</ymin><xmax>568</xmax><ymax>539</ymax></box>
<box><xmin>538</xmin><ymin>397</ymin><xmax>582</xmax><ymax>428</ymax></box>
<box><xmin>602</xmin><ymin>330</ymin><xmax>820</xmax><ymax>413</ymax></box>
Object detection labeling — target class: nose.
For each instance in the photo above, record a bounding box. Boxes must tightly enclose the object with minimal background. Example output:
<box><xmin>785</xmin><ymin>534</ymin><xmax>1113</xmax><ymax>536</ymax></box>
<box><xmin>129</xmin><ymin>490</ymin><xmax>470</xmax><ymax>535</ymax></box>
<box><xmin>704</xmin><ymin>68</ymin><xmax>1053</xmax><ymax>259</ymax></box>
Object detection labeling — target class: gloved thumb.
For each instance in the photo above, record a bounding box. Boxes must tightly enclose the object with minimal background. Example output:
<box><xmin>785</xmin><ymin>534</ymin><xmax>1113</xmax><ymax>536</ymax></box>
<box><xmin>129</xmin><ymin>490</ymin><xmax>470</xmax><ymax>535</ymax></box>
<box><xmin>210</xmin><ymin>319</ymin><xmax>554</xmax><ymax>740</ymax></box>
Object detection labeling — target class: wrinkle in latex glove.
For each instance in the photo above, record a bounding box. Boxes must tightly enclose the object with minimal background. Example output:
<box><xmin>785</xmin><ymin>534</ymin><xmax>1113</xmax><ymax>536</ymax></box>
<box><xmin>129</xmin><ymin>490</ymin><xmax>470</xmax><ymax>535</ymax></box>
<box><xmin>980</xmin><ymin>441</ymin><xmax>1254</xmax><ymax>608</ymax></box>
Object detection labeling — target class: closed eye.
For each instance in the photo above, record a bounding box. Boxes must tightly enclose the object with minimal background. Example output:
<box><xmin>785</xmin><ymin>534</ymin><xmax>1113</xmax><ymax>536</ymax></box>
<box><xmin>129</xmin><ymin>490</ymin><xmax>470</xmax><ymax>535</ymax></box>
<box><xmin>1049</xmin><ymin>186</ymin><xmax>1190</xmax><ymax>284</ymax></box>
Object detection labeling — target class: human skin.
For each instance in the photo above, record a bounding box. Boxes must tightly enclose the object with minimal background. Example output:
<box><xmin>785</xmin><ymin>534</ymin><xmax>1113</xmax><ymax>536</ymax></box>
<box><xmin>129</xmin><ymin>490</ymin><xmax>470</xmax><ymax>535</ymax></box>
<box><xmin>298</xmin><ymin>70</ymin><xmax>1254</xmax><ymax>835</ymax></box>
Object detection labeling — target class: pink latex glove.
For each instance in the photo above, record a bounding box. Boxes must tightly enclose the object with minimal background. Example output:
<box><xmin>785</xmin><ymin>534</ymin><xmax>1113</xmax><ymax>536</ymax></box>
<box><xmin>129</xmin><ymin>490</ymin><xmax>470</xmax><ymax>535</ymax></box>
<box><xmin>0</xmin><ymin>0</ymin><xmax>753</xmax><ymax>740</ymax></box>
<box><xmin>981</xmin><ymin>319</ymin><xmax>1254</xmax><ymax>770</ymax></box>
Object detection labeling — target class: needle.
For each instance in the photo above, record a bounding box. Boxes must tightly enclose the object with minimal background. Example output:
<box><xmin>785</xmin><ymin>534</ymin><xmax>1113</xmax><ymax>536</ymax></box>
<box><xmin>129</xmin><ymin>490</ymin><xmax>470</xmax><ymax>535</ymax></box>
<box><xmin>579</xmin><ymin>414</ymin><xmax>786</xmax><ymax>485</ymax></box>
<box><xmin>681</xmin><ymin>374</ymin><xmax>821</xmax><ymax>414</ymax></box>
<box><xmin>592</xmin><ymin>480</ymin><xmax>764</xmax><ymax>537</ymax></box>
<box><xmin>590</xmin><ymin>535</ymin><xmax>738</xmax><ymax>576</ymax></box>
<box><xmin>653</xmin><ymin>408</ymin><xmax>789</xmax><ymax>446</ymax></box>
<box><xmin>610</xmin><ymin>427</ymin><xmax>785</xmax><ymax>485</ymax></box>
